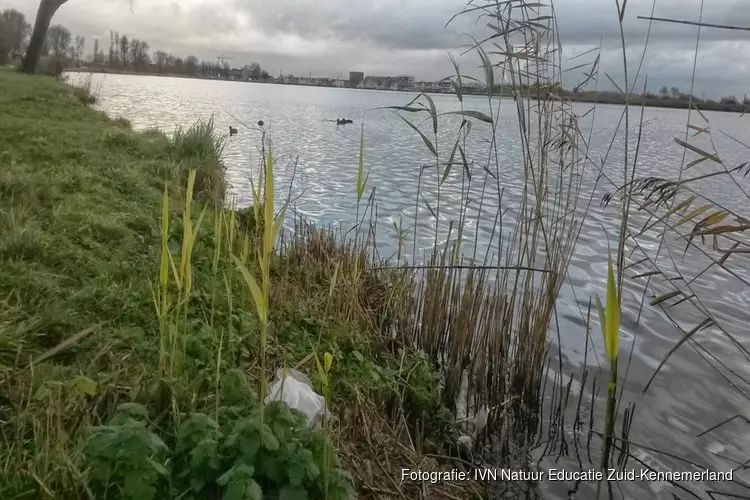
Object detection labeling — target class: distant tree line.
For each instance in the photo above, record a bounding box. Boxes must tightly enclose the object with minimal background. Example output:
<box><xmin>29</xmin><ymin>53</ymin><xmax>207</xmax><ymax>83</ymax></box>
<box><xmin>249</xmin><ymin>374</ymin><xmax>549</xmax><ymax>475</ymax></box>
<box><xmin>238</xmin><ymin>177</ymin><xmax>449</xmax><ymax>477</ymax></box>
<box><xmin>656</xmin><ymin>85</ymin><xmax>749</xmax><ymax>106</ymax></box>
<box><xmin>1</xmin><ymin>7</ymin><xmax>270</xmax><ymax>80</ymax></box>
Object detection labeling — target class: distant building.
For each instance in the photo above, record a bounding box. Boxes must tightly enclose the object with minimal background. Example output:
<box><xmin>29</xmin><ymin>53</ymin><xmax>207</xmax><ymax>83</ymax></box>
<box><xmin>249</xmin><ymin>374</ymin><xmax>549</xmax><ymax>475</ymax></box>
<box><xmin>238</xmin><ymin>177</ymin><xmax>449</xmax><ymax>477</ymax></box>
<box><xmin>361</xmin><ymin>76</ymin><xmax>380</xmax><ymax>90</ymax></box>
<box><xmin>395</xmin><ymin>76</ymin><xmax>415</xmax><ymax>90</ymax></box>
<box><xmin>349</xmin><ymin>71</ymin><xmax>364</xmax><ymax>89</ymax></box>
<box><xmin>414</xmin><ymin>80</ymin><xmax>452</xmax><ymax>93</ymax></box>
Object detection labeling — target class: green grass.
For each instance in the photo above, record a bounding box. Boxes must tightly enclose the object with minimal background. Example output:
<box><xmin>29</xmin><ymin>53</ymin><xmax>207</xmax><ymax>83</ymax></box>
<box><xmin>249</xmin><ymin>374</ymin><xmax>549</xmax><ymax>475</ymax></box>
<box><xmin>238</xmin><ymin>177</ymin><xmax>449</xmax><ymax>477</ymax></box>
<box><xmin>0</xmin><ymin>69</ymin><xmax>171</xmax><ymax>354</ymax></box>
<box><xmin>0</xmin><ymin>69</ymin><xmax>464</xmax><ymax>499</ymax></box>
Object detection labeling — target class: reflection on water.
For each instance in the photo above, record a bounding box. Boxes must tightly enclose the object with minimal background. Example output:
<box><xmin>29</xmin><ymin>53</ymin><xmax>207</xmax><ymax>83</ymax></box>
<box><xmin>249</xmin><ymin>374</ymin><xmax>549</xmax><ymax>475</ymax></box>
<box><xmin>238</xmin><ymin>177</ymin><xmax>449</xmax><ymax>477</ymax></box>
<box><xmin>78</xmin><ymin>72</ymin><xmax>750</xmax><ymax>499</ymax></box>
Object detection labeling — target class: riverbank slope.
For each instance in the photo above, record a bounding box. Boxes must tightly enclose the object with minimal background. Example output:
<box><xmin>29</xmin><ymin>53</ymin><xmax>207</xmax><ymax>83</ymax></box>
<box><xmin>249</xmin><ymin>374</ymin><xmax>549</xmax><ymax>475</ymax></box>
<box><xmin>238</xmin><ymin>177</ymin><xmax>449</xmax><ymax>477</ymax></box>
<box><xmin>0</xmin><ymin>69</ymin><xmax>470</xmax><ymax>499</ymax></box>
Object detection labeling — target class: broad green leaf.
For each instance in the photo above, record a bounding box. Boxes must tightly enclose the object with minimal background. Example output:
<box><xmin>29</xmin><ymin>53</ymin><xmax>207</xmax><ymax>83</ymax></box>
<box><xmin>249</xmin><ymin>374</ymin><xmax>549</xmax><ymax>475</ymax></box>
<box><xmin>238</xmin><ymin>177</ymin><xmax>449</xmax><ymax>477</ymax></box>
<box><xmin>474</xmin><ymin>41</ymin><xmax>494</xmax><ymax>99</ymax></box>
<box><xmin>264</xmin><ymin>141</ymin><xmax>275</xmax><ymax>256</ymax></box>
<box><xmin>595</xmin><ymin>295</ymin><xmax>606</xmax><ymax>342</ymax></box>
<box><xmin>604</xmin><ymin>252</ymin><xmax>620</xmax><ymax>361</ymax></box>
<box><xmin>280</xmin><ymin>486</ymin><xmax>309</xmax><ymax>500</ymax></box>
<box><xmin>272</xmin><ymin>204</ymin><xmax>288</xmax><ymax>243</ymax></box>
<box><xmin>168</xmin><ymin>243</ymin><xmax>181</xmax><ymax>290</ymax></box>
<box><xmin>72</xmin><ymin>375</ymin><xmax>97</xmax><ymax>397</ymax></box>
<box><xmin>422</xmin><ymin>93</ymin><xmax>438</xmax><ymax>134</ymax></box>
<box><xmin>324</xmin><ymin>352</ymin><xmax>333</xmax><ymax>373</ymax></box>
<box><xmin>190</xmin><ymin>205</ymin><xmax>208</xmax><ymax>248</ymax></box>
<box><xmin>159</xmin><ymin>182</ymin><xmax>169</xmax><ymax>287</ymax></box>
<box><xmin>458</xmin><ymin>145</ymin><xmax>471</xmax><ymax>180</ymax></box>
<box><xmin>213</xmin><ymin>209</ymin><xmax>223</xmax><ymax>272</ymax></box>
<box><xmin>441</xmin><ymin>122</ymin><xmax>465</xmax><ymax>185</ymax></box>
<box><xmin>311</xmin><ymin>344</ymin><xmax>328</xmax><ymax>387</ymax></box>
<box><xmin>449</xmin><ymin>53</ymin><xmax>463</xmax><ymax>102</ymax></box>
<box><xmin>149</xmin><ymin>283</ymin><xmax>159</xmax><ymax>316</ymax></box>
<box><xmin>421</xmin><ymin>193</ymin><xmax>437</xmax><ymax>219</ymax></box>
<box><xmin>149</xmin><ymin>458</ymin><xmax>168</xmax><ymax>476</ymax></box>
<box><xmin>227</xmin><ymin>203</ymin><xmax>237</xmax><ymax>246</ymax></box>
<box><xmin>399</xmin><ymin>115</ymin><xmax>437</xmax><ymax>157</ymax></box>
<box><xmin>247</xmin><ymin>479</ymin><xmax>262</xmax><ymax>500</ymax></box>
<box><xmin>371</xmin><ymin>105</ymin><xmax>426</xmax><ymax>113</ymax></box>
<box><xmin>439</xmin><ymin>110</ymin><xmax>493</xmax><ymax>123</ymax></box>
<box><xmin>260</xmin><ymin>423</ymin><xmax>280</xmax><ymax>451</ymax></box>
<box><xmin>371</xmin><ymin>94</ymin><xmax>424</xmax><ymax>113</ymax></box>
<box><xmin>287</xmin><ymin>464</ymin><xmax>306</xmax><ymax>488</ymax></box>
<box><xmin>123</xmin><ymin>472</ymin><xmax>151</xmax><ymax>499</ymax></box>
<box><xmin>232</xmin><ymin>255</ymin><xmax>266</xmax><ymax>322</ymax></box>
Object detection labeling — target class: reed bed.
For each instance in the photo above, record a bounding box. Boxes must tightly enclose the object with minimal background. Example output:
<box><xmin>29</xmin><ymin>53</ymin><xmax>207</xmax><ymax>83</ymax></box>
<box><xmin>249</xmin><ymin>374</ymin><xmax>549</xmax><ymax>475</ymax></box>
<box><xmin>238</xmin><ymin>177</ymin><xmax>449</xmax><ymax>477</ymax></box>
<box><xmin>346</xmin><ymin>0</ymin><xmax>600</xmax><ymax>468</ymax></box>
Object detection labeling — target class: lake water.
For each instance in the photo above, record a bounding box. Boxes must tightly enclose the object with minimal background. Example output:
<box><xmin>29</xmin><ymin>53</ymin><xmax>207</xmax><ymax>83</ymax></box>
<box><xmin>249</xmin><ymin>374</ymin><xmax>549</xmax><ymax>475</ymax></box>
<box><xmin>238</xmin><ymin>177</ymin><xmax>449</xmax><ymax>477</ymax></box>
<box><xmin>75</xmin><ymin>72</ymin><xmax>750</xmax><ymax>499</ymax></box>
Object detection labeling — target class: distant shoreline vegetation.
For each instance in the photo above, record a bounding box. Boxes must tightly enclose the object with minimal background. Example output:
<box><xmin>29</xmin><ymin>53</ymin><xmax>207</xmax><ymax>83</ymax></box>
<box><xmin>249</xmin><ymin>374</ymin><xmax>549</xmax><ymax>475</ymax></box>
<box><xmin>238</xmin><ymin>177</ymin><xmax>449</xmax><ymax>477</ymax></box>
<box><xmin>565</xmin><ymin>89</ymin><xmax>750</xmax><ymax>113</ymax></box>
<box><xmin>72</xmin><ymin>64</ymin><xmax>750</xmax><ymax>114</ymax></box>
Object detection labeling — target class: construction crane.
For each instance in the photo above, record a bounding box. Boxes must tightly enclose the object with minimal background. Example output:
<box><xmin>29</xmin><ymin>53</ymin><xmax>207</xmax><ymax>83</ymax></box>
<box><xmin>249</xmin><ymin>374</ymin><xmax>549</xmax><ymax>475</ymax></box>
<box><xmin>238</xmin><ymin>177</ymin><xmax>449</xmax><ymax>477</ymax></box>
<box><xmin>217</xmin><ymin>54</ymin><xmax>233</xmax><ymax>65</ymax></box>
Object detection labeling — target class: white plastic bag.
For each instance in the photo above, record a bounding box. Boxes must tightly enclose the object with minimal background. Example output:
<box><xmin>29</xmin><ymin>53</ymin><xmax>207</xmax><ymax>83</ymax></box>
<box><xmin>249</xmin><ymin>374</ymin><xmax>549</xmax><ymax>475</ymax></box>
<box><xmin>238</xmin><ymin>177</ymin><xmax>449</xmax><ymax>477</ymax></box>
<box><xmin>264</xmin><ymin>368</ymin><xmax>327</xmax><ymax>426</ymax></box>
<box><xmin>455</xmin><ymin>369</ymin><xmax>488</xmax><ymax>451</ymax></box>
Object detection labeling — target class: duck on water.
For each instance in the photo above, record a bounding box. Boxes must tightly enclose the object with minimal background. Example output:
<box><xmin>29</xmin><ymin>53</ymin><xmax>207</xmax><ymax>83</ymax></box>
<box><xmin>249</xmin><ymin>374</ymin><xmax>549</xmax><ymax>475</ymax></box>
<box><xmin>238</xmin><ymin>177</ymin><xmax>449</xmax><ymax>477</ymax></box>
<box><xmin>336</xmin><ymin>118</ymin><xmax>353</xmax><ymax>124</ymax></box>
<box><xmin>229</xmin><ymin>121</ymin><xmax>264</xmax><ymax>136</ymax></box>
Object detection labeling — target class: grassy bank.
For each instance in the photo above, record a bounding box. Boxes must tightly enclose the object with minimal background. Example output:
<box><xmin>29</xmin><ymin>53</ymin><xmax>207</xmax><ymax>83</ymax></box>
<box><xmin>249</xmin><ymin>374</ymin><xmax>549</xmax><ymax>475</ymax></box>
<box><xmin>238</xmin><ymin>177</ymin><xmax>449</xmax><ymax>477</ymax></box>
<box><xmin>0</xmin><ymin>70</ymin><xmax>476</xmax><ymax>499</ymax></box>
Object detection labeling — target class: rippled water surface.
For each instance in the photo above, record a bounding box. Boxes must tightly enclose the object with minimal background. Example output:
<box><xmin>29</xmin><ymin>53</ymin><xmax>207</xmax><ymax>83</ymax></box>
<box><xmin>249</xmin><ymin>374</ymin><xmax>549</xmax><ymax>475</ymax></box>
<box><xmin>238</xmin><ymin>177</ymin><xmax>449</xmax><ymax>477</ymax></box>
<box><xmin>78</xmin><ymin>72</ymin><xmax>750</xmax><ymax>499</ymax></box>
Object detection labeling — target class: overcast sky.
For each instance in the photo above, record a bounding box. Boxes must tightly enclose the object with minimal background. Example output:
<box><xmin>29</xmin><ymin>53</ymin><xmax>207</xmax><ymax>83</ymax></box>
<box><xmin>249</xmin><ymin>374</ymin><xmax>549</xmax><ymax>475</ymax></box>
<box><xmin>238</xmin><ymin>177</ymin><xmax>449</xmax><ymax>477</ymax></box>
<box><xmin>5</xmin><ymin>0</ymin><xmax>750</xmax><ymax>98</ymax></box>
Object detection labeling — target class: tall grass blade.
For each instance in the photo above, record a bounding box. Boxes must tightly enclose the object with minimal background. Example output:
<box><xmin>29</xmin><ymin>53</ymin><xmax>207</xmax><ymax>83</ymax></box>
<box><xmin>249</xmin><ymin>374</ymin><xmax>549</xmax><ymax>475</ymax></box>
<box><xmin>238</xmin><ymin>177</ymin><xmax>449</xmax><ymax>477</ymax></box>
<box><xmin>160</xmin><ymin>183</ymin><xmax>169</xmax><ymax>289</ymax></box>
<box><xmin>264</xmin><ymin>141</ymin><xmax>275</xmax><ymax>256</ymax></box>
<box><xmin>232</xmin><ymin>255</ymin><xmax>266</xmax><ymax>323</ymax></box>
<box><xmin>605</xmin><ymin>253</ymin><xmax>621</xmax><ymax>361</ymax></box>
<box><xmin>357</xmin><ymin>121</ymin><xmax>366</xmax><ymax>201</ymax></box>
<box><xmin>642</xmin><ymin>318</ymin><xmax>714</xmax><ymax>393</ymax></box>
<box><xmin>398</xmin><ymin>115</ymin><xmax>437</xmax><ymax>157</ymax></box>
<box><xmin>439</xmin><ymin>110</ymin><xmax>493</xmax><ymax>123</ymax></box>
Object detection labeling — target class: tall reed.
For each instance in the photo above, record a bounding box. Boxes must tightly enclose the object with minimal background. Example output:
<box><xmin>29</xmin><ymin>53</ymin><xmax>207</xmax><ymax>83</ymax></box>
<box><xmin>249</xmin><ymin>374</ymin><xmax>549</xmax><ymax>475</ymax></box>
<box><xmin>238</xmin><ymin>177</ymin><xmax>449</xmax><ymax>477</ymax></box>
<box><xmin>595</xmin><ymin>252</ymin><xmax>621</xmax><ymax>498</ymax></box>
<box><xmin>373</xmin><ymin>0</ymin><xmax>593</xmax><ymax>455</ymax></box>
<box><xmin>234</xmin><ymin>138</ymin><xmax>286</xmax><ymax>440</ymax></box>
<box><xmin>154</xmin><ymin>169</ymin><xmax>206</xmax><ymax>378</ymax></box>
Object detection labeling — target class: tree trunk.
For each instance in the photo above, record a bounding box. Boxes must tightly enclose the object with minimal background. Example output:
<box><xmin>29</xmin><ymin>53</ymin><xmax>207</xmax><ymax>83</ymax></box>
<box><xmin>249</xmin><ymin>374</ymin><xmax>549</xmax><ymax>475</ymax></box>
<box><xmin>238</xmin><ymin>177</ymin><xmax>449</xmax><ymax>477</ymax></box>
<box><xmin>20</xmin><ymin>0</ymin><xmax>68</xmax><ymax>74</ymax></box>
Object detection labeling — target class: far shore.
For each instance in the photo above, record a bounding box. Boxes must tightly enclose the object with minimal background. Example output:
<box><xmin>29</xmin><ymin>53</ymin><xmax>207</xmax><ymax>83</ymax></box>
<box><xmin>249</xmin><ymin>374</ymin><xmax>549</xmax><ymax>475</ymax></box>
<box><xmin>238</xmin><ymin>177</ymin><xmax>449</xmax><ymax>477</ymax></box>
<box><xmin>69</xmin><ymin>66</ymin><xmax>750</xmax><ymax>114</ymax></box>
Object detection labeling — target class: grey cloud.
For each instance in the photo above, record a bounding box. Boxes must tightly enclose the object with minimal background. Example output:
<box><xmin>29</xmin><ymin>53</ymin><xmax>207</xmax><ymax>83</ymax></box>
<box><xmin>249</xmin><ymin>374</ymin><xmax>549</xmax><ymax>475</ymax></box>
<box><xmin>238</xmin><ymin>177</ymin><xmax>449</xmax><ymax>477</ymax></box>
<box><xmin>556</xmin><ymin>0</ymin><xmax>750</xmax><ymax>47</ymax></box>
<box><xmin>229</xmin><ymin>0</ymin><xmax>483</xmax><ymax>51</ymax></box>
<box><xmin>3</xmin><ymin>0</ymin><xmax>749</xmax><ymax>96</ymax></box>
<box><xmin>187</xmin><ymin>4</ymin><xmax>238</xmax><ymax>34</ymax></box>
